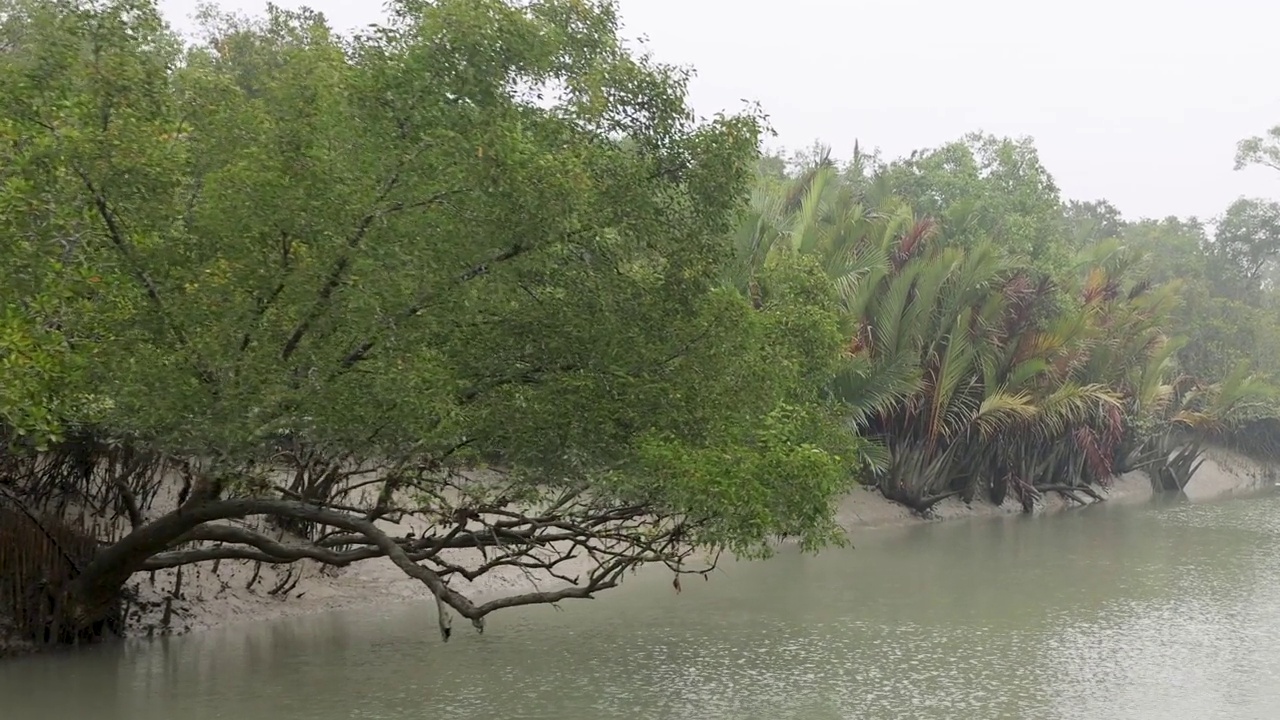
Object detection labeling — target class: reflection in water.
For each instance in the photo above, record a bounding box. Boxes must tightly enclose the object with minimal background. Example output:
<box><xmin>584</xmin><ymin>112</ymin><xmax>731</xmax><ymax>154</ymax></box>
<box><xmin>4</xmin><ymin>494</ymin><xmax>1280</xmax><ymax>719</ymax></box>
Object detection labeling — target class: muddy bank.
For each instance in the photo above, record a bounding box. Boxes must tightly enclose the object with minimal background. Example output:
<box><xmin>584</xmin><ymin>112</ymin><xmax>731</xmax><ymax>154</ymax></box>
<box><xmin>835</xmin><ymin>446</ymin><xmax>1278</xmax><ymax>531</ymax></box>
<box><xmin>3</xmin><ymin>446</ymin><xmax>1276</xmax><ymax>657</ymax></box>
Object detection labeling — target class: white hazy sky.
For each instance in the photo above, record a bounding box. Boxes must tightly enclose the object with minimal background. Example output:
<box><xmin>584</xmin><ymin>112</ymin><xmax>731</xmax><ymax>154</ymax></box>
<box><xmin>157</xmin><ymin>0</ymin><xmax>1280</xmax><ymax>222</ymax></box>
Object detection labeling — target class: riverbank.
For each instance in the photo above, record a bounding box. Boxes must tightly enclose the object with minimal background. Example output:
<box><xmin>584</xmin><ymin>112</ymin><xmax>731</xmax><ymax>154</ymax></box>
<box><xmin>116</xmin><ymin>446</ymin><xmax>1280</xmax><ymax>638</ymax></box>
<box><xmin>2</xmin><ymin>446</ymin><xmax>1276</xmax><ymax>658</ymax></box>
<box><xmin>834</xmin><ymin>446</ymin><xmax>1277</xmax><ymax>530</ymax></box>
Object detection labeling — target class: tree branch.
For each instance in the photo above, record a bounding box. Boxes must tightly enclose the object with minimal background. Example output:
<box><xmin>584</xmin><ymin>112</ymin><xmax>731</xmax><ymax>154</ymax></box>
<box><xmin>146</xmin><ymin>524</ymin><xmax>383</xmax><ymax>569</ymax></box>
<box><xmin>238</xmin><ymin>231</ymin><xmax>292</xmax><ymax>353</ymax></box>
<box><xmin>112</xmin><ymin>478</ymin><xmax>145</xmax><ymax>530</ymax></box>
<box><xmin>73</xmin><ymin>166</ymin><xmax>215</xmax><ymax>385</ymax></box>
<box><xmin>280</xmin><ymin>187</ymin><xmax>462</xmax><ymax>361</ymax></box>
<box><xmin>339</xmin><ymin>242</ymin><xmax>530</xmax><ymax>368</ymax></box>
<box><xmin>75</xmin><ymin>493</ymin><xmax>690</xmax><ymax>637</ymax></box>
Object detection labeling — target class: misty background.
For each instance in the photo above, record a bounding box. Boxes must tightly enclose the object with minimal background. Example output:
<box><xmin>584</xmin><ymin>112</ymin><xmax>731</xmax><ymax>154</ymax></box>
<box><xmin>158</xmin><ymin>0</ymin><xmax>1280</xmax><ymax>222</ymax></box>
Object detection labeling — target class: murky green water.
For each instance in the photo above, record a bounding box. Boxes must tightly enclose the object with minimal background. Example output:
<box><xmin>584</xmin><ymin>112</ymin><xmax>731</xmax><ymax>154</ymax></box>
<box><xmin>4</xmin><ymin>493</ymin><xmax>1280</xmax><ymax>719</ymax></box>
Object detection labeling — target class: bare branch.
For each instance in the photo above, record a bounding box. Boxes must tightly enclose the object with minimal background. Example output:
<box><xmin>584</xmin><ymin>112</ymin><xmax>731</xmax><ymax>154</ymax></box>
<box><xmin>146</xmin><ymin>524</ymin><xmax>383</xmax><ymax>569</ymax></box>
<box><xmin>112</xmin><ymin>478</ymin><xmax>144</xmax><ymax>530</ymax></box>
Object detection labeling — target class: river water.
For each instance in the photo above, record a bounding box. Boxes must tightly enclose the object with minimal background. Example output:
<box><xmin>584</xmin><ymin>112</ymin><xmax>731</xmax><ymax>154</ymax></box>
<box><xmin>4</xmin><ymin>493</ymin><xmax>1280</xmax><ymax>719</ymax></box>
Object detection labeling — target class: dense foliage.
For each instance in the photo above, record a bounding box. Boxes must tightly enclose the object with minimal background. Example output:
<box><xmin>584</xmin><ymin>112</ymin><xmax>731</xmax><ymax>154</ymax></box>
<box><xmin>0</xmin><ymin>0</ymin><xmax>1277</xmax><ymax>647</ymax></box>
<box><xmin>739</xmin><ymin>138</ymin><xmax>1280</xmax><ymax>509</ymax></box>
<box><xmin>0</xmin><ymin>0</ymin><xmax>857</xmax><ymax>645</ymax></box>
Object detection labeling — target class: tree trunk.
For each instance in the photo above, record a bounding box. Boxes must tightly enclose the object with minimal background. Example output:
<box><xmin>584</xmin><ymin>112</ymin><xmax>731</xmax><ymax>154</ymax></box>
<box><xmin>61</xmin><ymin>484</ymin><xmax>235</xmax><ymax>633</ymax></box>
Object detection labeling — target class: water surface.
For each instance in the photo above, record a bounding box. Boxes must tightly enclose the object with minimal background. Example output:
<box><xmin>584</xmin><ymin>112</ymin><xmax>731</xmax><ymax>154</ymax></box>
<box><xmin>4</xmin><ymin>494</ymin><xmax>1280</xmax><ymax>719</ymax></box>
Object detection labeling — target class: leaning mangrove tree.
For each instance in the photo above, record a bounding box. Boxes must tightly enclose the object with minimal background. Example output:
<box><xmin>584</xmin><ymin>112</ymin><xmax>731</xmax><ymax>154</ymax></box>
<box><xmin>0</xmin><ymin>0</ymin><xmax>860</xmax><ymax>645</ymax></box>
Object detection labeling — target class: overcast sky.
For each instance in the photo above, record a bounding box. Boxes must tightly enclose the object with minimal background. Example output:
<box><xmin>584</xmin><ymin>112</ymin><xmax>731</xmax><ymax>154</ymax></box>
<box><xmin>158</xmin><ymin>0</ymin><xmax>1280</xmax><ymax>222</ymax></box>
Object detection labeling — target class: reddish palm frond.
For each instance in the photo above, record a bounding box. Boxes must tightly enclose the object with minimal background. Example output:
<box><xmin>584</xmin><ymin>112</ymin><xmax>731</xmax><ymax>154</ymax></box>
<box><xmin>1000</xmin><ymin>273</ymin><xmax>1035</xmax><ymax>332</ymax></box>
<box><xmin>893</xmin><ymin>217</ymin><xmax>937</xmax><ymax>269</ymax></box>
<box><xmin>1081</xmin><ymin>267</ymin><xmax>1108</xmax><ymax>305</ymax></box>
<box><xmin>1075</xmin><ymin>426</ymin><xmax>1113</xmax><ymax>481</ymax></box>
<box><xmin>845</xmin><ymin>333</ymin><xmax>864</xmax><ymax>358</ymax></box>
<box><xmin>1103</xmin><ymin>402</ymin><xmax>1125</xmax><ymax>448</ymax></box>
<box><xmin>1001</xmin><ymin>273</ymin><xmax>1034</xmax><ymax>302</ymax></box>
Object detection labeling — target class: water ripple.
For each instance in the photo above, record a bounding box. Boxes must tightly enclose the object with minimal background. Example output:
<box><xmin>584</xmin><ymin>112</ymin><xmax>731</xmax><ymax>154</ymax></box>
<box><xmin>6</xmin><ymin>495</ymin><xmax>1280</xmax><ymax>719</ymax></box>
